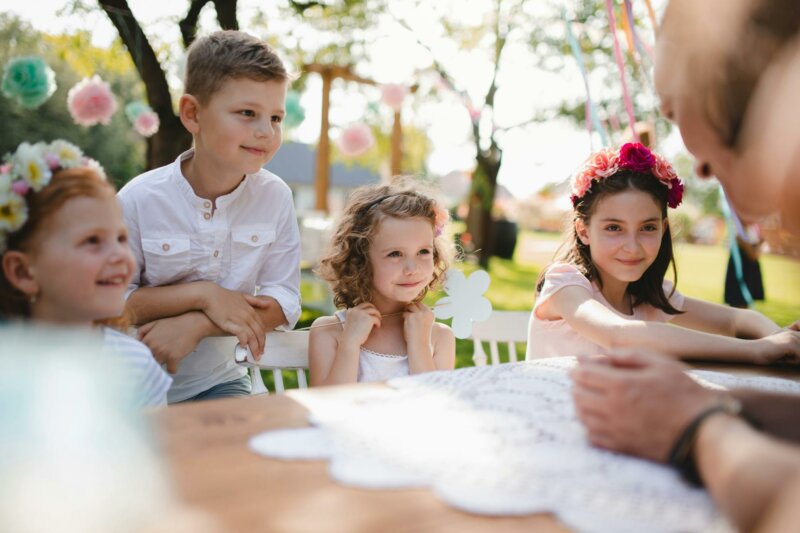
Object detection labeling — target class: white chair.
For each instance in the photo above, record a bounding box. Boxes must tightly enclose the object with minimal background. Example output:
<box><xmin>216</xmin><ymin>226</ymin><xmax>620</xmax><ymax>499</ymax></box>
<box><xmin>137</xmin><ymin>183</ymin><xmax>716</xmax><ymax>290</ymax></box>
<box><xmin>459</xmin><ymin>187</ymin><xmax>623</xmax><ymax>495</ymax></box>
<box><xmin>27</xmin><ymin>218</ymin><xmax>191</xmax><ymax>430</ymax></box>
<box><xmin>470</xmin><ymin>310</ymin><xmax>530</xmax><ymax>366</ymax></box>
<box><xmin>233</xmin><ymin>330</ymin><xmax>310</xmax><ymax>394</ymax></box>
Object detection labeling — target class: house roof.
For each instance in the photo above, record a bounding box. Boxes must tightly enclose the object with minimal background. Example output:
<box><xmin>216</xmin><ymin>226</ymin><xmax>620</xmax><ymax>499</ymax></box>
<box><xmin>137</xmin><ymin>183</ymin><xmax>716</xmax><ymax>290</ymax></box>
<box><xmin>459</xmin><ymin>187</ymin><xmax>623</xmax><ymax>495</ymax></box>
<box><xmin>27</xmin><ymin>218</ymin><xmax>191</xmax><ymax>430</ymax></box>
<box><xmin>265</xmin><ymin>141</ymin><xmax>381</xmax><ymax>187</ymax></box>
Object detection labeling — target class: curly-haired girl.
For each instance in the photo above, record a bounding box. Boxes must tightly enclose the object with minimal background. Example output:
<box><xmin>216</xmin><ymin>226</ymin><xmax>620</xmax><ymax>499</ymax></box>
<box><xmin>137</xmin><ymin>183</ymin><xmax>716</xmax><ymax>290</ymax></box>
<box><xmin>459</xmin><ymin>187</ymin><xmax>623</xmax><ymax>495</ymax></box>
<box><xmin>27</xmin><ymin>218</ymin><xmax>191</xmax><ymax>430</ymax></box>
<box><xmin>309</xmin><ymin>181</ymin><xmax>456</xmax><ymax>385</ymax></box>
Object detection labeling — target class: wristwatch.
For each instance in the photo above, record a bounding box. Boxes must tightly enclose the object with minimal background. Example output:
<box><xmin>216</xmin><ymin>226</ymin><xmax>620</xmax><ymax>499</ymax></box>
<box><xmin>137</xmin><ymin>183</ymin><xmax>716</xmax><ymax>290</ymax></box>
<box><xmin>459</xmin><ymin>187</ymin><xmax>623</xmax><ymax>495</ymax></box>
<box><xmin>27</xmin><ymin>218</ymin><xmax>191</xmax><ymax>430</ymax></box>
<box><xmin>667</xmin><ymin>395</ymin><xmax>744</xmax><ymax>486</ymax></box>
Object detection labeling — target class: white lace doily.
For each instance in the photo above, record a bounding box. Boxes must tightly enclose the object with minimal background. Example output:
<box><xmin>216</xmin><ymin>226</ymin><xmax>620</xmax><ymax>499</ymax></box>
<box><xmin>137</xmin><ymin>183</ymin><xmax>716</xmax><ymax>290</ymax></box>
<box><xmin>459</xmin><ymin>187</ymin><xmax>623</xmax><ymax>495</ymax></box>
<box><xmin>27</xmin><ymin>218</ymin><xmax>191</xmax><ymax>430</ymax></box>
<box><xmin>250</xmin><ymin>357</ymin><xmax>800</xmax><ymax>532</ymax></box>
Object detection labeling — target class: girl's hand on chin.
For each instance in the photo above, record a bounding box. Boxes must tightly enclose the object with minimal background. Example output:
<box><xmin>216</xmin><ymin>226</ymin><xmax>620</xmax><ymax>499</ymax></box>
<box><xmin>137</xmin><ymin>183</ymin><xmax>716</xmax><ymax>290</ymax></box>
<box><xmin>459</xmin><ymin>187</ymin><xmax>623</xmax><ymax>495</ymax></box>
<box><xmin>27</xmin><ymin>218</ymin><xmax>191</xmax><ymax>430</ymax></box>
<box><xmin>403</xmin><ymin>302</ymin><xmax>434</xmax><ymax>350</ymax></box>
<box><xmin>753</xmin><ymin>330</ymin><xmax>800</xmax><ymax>365</ymax></box>
<box><xmin>342</xmin><ymin>303</ymin><xmax>381</xmax><ymax>348</ymax></box>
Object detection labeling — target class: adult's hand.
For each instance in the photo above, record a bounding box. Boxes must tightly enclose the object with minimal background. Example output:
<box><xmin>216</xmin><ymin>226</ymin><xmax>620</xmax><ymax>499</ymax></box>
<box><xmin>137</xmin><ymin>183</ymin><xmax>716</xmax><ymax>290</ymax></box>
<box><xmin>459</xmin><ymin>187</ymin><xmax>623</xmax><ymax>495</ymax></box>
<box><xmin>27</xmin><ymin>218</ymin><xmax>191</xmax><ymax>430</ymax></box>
<box><xmin>570</xmin><ymin>350</ymin><xmax>721</xmax><ymax>462</ymax></box>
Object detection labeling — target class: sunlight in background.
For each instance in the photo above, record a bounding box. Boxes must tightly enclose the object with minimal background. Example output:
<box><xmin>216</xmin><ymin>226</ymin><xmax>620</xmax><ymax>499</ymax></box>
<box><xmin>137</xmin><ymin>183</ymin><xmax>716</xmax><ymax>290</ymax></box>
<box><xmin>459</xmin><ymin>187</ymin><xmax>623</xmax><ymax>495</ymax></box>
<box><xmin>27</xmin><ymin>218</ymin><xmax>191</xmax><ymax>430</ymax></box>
<box><xmin>6</xmin><ymin>0</ymin><xmax>675</xmax><ymax>198</ymax></box>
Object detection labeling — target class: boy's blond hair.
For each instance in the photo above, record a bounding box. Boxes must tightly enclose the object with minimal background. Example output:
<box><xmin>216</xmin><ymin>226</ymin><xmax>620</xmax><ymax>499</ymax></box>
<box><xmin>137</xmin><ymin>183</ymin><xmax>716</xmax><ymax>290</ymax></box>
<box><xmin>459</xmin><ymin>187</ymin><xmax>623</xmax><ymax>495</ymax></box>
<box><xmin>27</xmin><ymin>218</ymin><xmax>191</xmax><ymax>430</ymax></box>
<box><xmin>184</xmin><ymin>30</ymin><xmax>288</xmax><ymax>104</ymax></box>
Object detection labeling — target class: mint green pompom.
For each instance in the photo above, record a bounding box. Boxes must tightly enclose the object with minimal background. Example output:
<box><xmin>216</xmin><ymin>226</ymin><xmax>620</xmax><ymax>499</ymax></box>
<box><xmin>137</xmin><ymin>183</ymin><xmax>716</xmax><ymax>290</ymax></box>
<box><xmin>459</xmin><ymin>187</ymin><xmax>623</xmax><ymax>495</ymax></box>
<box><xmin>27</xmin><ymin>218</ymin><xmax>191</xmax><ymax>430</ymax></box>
<box><xmin>125</xmin><ymin>101</ymin><xmax>150</xmax><ymax>123</ymax></box>
<box><xmin>284</xmin><ymin>91</ymin><xmax>306</xmax><ymax>129</ymax></box>
<box><xmin>1</xmin><ymin>57</ymin><xmax>57</xmax><ymax>109</ymax></box>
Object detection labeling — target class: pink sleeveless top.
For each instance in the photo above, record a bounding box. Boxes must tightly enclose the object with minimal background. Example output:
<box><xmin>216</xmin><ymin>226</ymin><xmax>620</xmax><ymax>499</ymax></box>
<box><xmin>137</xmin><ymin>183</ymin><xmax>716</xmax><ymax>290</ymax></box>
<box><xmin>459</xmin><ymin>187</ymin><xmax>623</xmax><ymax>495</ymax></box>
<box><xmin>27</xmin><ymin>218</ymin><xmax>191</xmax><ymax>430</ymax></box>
<box><xmin>526</xmin><ymin>263</ymin><xmax>684</xmax><ymax>359</ymax></box>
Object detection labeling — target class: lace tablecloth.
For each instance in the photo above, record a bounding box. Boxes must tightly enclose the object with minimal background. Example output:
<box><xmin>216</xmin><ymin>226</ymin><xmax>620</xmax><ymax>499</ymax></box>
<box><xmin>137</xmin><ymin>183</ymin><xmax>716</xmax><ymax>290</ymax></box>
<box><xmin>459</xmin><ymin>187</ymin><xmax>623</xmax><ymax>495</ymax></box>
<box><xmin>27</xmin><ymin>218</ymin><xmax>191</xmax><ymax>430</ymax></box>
<box><xmin>250</xmin><ymin>357</ymin><xmax>800</xmax><ymax>532</ymax></box>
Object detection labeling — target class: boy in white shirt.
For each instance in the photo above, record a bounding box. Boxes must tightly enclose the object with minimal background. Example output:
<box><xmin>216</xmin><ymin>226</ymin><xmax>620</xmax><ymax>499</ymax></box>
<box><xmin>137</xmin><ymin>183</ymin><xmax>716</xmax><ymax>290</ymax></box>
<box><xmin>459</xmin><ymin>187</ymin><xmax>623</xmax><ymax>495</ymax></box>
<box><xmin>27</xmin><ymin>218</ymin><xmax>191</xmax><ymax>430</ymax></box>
<box><xmin>118</xmin><ymin>31</ymin><xmax>301</xmax><ymax>403</ymax></box>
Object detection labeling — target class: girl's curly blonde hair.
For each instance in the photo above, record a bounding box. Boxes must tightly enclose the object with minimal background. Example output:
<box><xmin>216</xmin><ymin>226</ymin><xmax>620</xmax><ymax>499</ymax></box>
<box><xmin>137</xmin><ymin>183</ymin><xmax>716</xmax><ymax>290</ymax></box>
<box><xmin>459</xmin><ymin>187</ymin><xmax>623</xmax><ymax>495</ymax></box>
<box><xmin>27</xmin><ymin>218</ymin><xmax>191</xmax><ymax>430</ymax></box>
<box><xmin>316</xmin><ymin>180</ymin><xmax>453</xmax><ymax>309</ymax></box>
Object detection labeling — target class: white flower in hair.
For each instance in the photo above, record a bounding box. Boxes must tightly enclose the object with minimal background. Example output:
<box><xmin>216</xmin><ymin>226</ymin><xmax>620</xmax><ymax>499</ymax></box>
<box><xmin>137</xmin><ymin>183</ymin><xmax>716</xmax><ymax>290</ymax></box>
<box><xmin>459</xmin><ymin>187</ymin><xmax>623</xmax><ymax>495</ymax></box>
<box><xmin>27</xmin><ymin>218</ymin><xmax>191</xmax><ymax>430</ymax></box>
<box><xmin>433</xmin><ymin>268</ymin><xmax>493</xmax><ymax>339</ymax></box>
<box><xmin>49</xmin><ymin>140</ymin><xmax>84</xmax><ymax>169</ymax></box>
<box><xmin>0</xmin><ymin>191</ymin><xmax>27</xmax><ymax>232</ymax></box>
<box><xmin>12</xmin><ymin>142</ymin><xmax>52</xmax><ymax>192</ymax></box>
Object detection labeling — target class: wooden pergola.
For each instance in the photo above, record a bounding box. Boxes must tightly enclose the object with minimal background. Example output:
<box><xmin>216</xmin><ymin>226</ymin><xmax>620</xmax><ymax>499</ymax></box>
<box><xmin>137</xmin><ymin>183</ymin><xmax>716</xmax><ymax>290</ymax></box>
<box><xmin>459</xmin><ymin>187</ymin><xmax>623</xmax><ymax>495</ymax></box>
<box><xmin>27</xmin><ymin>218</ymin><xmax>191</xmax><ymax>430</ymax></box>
<box><xmin>304</xmin><ymin>63</ymin><xmax>415</xmax><ymax>212</ymax></box>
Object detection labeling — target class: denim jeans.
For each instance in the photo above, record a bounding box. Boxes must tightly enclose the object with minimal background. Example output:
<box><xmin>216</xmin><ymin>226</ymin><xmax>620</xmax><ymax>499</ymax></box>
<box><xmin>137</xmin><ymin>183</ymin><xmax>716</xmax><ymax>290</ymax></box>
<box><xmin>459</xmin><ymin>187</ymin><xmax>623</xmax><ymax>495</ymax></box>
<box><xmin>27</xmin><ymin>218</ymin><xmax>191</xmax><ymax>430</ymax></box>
<box><xmin>179</xmin><ymin>374</ymin><xmax>251</xmax><ymax>402</ymax></box>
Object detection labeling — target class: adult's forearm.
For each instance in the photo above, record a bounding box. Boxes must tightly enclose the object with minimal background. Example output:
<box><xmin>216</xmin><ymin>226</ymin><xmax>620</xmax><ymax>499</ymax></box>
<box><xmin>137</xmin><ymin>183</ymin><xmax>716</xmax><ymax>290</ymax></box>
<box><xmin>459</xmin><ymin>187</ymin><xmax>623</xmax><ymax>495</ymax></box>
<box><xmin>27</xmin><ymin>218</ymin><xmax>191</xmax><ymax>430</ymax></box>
<box><xmin>695</xmin><ymin>414</ymin><xmax>800</xmax><ymax>531</ymax></box>
<box><xmin>731</xmin><ymin>389</ymin><xmax>800</xmax><ymax>443</ymax></box>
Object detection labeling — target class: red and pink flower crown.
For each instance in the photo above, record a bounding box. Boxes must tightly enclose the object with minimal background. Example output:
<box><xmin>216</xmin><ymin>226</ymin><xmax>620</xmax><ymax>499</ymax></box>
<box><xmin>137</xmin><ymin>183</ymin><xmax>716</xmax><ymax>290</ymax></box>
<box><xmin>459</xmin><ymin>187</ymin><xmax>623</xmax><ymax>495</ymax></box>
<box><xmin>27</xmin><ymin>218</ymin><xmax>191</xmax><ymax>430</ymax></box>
<box><xmin>570</xmin><ymin>142</ymin><xmax>684</xmax><ymax>209</ymax></box>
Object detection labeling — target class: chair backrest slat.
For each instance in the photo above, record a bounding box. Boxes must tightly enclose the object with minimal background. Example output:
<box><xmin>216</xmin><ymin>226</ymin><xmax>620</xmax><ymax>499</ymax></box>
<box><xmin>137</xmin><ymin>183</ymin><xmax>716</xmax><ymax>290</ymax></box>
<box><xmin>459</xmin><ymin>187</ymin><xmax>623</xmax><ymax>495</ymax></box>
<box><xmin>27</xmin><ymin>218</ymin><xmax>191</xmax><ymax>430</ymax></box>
<box><xmin>234</xmin><ymin>330</ymin><xmax>310</xmax><ymax>395</ymax></box>
<box><xmin>470</xmin><ymin>311</ymin><xmax>530</xmax><ymax>366</ymax></box>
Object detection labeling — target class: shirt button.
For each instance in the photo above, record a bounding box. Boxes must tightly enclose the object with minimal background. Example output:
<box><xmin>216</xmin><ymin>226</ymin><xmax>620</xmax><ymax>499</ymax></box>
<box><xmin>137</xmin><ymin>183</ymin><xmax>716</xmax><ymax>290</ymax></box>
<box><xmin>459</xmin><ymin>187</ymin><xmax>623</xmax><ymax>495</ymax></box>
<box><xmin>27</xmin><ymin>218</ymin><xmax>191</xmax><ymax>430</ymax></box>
<box><xmin>203</xmin><ymin>201</ymin><xmax>211</xmax><ymax>209</ymax></box>
<box><xmin>162</xmin><ymin>243</ymin><xmax>170</xmax><ymax>252</ymax></box>
<box><xmin>203</xmin><ymin>212</ymin><xmax>211</xmax><ymax>220</ymax></box>
<box><xmin>251</xmin><ymin>235</ymin><xmax>258</xmax><ymax>243</ymax></box>
<box><xmin>213</xmin><ymin>250</ymin><xmax>219</xmax><ymax>258</ymax></box>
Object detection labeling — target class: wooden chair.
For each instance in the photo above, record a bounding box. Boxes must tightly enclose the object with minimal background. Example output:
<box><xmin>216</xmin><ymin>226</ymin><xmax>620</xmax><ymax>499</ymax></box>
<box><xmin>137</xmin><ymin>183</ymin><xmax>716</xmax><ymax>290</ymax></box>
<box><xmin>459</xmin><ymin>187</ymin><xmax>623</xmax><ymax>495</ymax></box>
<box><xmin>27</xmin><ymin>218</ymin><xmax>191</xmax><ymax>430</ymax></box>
<box><xmin>470</xmin><ymin>310</ymin><xmax>530</xmax><ymax>366</ymax></box>
<box><xmin>232</xmin><ymin>330</ymin><xmax>310</xmax><ymax>394</ymax></box>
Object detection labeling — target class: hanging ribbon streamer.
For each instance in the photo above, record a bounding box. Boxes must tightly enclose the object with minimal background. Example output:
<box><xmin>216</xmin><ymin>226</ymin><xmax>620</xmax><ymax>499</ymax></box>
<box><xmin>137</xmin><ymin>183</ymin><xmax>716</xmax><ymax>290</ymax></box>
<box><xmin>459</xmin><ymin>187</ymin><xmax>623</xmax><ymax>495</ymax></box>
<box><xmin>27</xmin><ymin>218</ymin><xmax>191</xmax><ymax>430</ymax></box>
<box><xmin>564</xmin><ymin>11</ymin><xmax>610</xmax><ymax>147</ymax></box>
<box><xmin>604</xmin><ymin>0</ymin><xmax>639</xmax><ymax>143</ymax></box>
<box><xmin>624</xmin><ymin>0</ymin><xmax>655</xmax><ymax>60</ymax></box>
<box><xmin>620</xmin><ymin>3</ymin><xmax>636</xmax><ymax>56</ymax></box>
<box><xmin>644</xmin><ymin>0</ymin><xmax>659</xmax><ymax>38</ymax></box>
<box><xmin>720</xmin><ymin>187</ymin><xmax>754</xmax><ymax>307</ymax></box>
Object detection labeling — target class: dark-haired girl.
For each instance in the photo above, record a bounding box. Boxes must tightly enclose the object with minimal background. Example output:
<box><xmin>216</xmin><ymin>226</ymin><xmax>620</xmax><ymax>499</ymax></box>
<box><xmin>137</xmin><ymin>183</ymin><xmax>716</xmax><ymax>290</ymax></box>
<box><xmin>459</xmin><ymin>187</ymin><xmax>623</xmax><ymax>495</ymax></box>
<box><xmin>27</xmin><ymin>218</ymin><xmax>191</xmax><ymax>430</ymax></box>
<box><xmin>526</xmin><ymin>142</ymin><xmax>799</xmax><ymax>364</ymax></box>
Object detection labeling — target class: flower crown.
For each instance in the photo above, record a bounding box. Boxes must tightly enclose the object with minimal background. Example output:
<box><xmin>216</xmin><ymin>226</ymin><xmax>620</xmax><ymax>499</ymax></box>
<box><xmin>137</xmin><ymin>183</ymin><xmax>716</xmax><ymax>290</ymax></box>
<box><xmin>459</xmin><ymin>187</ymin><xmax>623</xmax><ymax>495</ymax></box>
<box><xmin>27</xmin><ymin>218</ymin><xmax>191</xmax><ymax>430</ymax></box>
<box><xmin>570</xmin><ymin>142</ymin><xmax>684</xmax><ymax>209</ymax></box>
<box><xmin>0</xmin><ymin>139</ymin><xmax>105</xmax><ymax>252</ymax></box>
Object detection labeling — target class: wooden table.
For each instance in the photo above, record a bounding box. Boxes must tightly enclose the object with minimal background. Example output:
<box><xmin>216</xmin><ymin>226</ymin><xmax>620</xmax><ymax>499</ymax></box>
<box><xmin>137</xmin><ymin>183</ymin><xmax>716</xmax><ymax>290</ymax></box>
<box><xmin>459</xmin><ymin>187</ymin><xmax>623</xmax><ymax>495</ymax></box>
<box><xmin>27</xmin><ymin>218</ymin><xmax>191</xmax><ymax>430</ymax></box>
<box><xmin>153</xmin><ymin>363</ymin><xmax>800</xmax><ymax>533</ymax></box>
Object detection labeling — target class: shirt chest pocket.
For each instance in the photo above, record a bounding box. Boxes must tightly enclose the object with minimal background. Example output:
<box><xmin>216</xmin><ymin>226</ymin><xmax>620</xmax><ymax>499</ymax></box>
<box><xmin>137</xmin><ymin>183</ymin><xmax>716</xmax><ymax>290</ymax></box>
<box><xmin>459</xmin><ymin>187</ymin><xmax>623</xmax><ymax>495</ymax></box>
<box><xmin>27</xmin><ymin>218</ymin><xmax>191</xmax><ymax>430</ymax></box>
<box><xmin>141</xmin><ymin>236</ymin><xmax>192</xmax><ymax>286</ymax></box>
<box><xmin>230</xmin><ymin>226</ymin><xmax>276</xmax><ymax>280</ymax></box>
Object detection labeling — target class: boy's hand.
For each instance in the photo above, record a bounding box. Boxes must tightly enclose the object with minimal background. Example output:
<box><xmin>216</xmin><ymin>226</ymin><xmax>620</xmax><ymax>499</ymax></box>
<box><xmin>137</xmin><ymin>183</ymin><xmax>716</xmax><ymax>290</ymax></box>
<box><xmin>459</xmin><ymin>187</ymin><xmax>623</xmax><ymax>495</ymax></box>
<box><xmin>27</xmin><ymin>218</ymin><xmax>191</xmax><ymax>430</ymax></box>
<box><xmin>138</xmin><ymin>312</ymin><xmax>208</xmax><ymax>374</ymax></box>
<box><xmin>341</xmin><ymin>303</ymin><xmax>381</xmax><ymax>350</ymax></box>
<box><xmin>403</xmin><ymin>302</ymin><xmax>434</xmax><ymax>356</ymax></box>
<box><xmin>200</xmin><ymin>283</ymin><xmax>269</xmax><ymax>358</ymax></box>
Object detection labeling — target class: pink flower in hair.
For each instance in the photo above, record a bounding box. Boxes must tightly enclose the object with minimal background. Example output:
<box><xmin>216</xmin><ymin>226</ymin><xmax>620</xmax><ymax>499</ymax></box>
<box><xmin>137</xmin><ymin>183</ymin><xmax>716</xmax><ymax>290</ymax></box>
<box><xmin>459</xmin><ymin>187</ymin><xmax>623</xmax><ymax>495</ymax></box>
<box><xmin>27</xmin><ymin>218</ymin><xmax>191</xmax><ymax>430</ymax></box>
<box><xmin>44</xmin><ymin>152</ymin><xmax>60</xmax><ymax>170</ymax></box>
<box><xmin>11</xmin><ymin>180</ymin><xmax>30</xmax><ymax>196</ymax></box>
<box><xmin>67</xmin><ymin>75</ymin><xmax>118</xmax><ymax>127</ymax></box>
<box><xmin>619</xmin><ymin>142</ymin><xmax>655</xmax><ymax>172</ymax></box>
<box><xmin>651</xmin><ymin>152</ymin><xmax>678</xmax><ymax>181</ymax></box>
<box><xmin>667</xmin><ymin>177</ymin><xmax>684</xmax><ymax>208</ymax></box>
<box><xmin>572</xmin><ymin>148</ymin><xmax>619</xmax><ymax>198</ymax></box>
<box><xmin>433</xmin><ymin>203</ymin><xmax>450</xmax><ymax>237</ymax></box>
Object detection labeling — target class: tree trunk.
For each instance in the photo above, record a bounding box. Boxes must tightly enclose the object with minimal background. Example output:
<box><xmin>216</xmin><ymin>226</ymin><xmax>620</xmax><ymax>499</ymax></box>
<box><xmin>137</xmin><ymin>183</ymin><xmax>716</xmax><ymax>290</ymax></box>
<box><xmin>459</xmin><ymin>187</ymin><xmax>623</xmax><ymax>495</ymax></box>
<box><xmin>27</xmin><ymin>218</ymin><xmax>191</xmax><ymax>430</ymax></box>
<box><xmin>100</xmin><ymin>0</ymin><xmax>240</xmax><ymax>170</ymax></box>
<box><xmin>466</xmin><ymin>153</ymin><xmax>501</xmax><ymax>269</ymax></box>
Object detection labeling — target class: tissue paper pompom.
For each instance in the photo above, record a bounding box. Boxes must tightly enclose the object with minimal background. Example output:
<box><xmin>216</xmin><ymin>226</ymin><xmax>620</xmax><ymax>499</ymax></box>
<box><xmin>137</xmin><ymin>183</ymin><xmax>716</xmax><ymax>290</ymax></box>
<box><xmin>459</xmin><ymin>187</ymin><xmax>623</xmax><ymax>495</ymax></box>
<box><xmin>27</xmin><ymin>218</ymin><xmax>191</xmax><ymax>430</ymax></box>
<box><xmin>67</xmin><ymin>75</ymin><xmax>118</xmax><ymax>126</ymax></box>
<box><xmin>380</xmin><ymin>84</ymin><xmax>408</xmax><ymax>112</ymax></box>
<box><xmin>1</xmin><ymin>56</ymin><xmax>57</xmax><ymax>109</ymax></box>
<box><xmin>124</xmin><ymin>101</ymin><xmax>149</xmax><ymax>122</ymax></box>
<box><xmin>337</xmin><ymin>123</ymin><xmax>375</xmax><ymax>157</ymax></box>
<box><xmin>284</xmin><ymin>91</ymin><xmax>306</xmax><ymax>129</ymax></box>
<box><xmin>133</xmin><ymin>111</ymin><xmax>160</xmax><ymax>137</ymax></box>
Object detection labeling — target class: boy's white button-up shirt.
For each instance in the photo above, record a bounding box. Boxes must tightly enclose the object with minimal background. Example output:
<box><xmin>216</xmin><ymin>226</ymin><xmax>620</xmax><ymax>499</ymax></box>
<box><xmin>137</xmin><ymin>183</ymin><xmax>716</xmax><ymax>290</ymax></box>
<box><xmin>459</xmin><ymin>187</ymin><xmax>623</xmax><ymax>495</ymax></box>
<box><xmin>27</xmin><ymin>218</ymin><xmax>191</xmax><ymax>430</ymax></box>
<box><xmin>118</xmin><ymin>149</ymin><xmax>302</xmax><ymax>403</ymax></box>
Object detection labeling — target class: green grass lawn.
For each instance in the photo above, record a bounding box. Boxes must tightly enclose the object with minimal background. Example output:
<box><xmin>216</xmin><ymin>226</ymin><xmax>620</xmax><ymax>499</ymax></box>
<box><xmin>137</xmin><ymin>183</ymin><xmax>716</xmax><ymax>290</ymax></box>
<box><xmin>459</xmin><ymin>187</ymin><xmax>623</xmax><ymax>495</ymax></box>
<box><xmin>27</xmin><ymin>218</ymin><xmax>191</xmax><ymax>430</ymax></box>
<box><xmin>287</xmin><ymin>230</ymin><xmax>799</xmax><ymax>381</ymax></box>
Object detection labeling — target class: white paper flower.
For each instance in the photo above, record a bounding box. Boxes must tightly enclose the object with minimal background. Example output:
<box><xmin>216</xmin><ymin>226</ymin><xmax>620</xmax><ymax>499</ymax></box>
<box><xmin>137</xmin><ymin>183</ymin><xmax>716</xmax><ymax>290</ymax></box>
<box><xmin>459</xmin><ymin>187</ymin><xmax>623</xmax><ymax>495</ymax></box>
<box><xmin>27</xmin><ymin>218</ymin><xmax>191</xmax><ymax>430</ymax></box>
<box><xmin>0</xmin><ymin>190</ymin><xmax>28</xmax><ymax>232</ymax></box>
<box><xmin>48</xmin><ymin>139</ymin><xmax>84</xmax><ymax>169</ymax></box>
<box><xmin>12</xmin><ymin>142</ymin><xmax>51</xmax><ymax>191</ymax></box>
<box><xmin>433</xmin><ymin>269</ymin><xmax>493</xmax><ymax>339</ymax></box>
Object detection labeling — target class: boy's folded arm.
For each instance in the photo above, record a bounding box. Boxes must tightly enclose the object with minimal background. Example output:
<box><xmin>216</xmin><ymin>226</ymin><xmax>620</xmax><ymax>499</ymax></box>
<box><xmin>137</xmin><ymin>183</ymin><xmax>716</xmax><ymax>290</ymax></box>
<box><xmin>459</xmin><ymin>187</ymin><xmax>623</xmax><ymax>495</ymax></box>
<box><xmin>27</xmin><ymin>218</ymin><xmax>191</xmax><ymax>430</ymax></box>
<box><xmin>126</xmin><ymin>281</ymin><xmax>218</xmax><ymax>325</ymax></box>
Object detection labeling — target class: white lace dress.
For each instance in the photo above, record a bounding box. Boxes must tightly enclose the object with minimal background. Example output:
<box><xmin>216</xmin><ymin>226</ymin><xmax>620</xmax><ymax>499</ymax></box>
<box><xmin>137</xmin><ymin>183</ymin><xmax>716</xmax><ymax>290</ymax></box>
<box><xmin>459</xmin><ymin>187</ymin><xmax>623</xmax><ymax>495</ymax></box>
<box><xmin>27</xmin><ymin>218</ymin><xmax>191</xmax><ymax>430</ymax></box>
<box><xmin>334</xmin><ymin>310</ymin><xmax>410</xmax><ymax>382</ymax></box>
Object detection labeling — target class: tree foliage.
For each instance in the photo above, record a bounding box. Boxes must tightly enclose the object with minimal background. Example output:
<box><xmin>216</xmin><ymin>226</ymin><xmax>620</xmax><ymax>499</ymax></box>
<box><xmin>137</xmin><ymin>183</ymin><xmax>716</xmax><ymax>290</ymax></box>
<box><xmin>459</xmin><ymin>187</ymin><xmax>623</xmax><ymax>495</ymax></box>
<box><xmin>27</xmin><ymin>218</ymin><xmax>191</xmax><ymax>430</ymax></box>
<box><xmin>0</xmin><ymin>14</ymin><xmax>145</xmax><ymax>187</ymax></box>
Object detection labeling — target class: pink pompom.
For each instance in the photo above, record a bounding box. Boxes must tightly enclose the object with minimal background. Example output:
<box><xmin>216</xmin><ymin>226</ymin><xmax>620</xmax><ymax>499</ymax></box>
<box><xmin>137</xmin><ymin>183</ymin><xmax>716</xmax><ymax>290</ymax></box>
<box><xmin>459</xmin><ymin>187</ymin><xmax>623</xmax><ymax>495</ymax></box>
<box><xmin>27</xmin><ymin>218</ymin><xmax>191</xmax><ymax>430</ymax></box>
<box><xmin>67</xmin><ymin>75</ymin><xmax>118</xmax><ymax>127</ymax></box>
<box><xmin>134</xmin><ymin>110</ymin><xmax>160</xmax><ymax>137</ymax></box>
<box><xmin>380</xmin><ymin>84</ymin><xmax>408</xmax><ymax>112</ymax></box>
<box><xmin>0</xmin><ymin>164</ymin><xmax>11</xmax><ymax>174</ymax></box>
<box><xmin>338</xmin><ymin>123</ymin><xmax>375</xmax><ymax>157</ymax></box>
<box><xmin>11</xmin><ymin>180</ymin><xmax>30</xmax><ymax>196</ymax></box>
